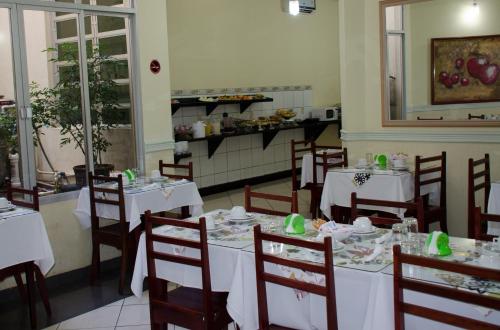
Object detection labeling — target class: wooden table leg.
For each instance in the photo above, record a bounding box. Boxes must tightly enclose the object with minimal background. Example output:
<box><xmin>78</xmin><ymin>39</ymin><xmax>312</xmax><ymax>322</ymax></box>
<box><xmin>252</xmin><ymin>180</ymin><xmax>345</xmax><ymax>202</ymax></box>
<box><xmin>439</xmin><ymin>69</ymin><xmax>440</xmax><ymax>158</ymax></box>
<box><xmin>24</xmin><ymin>262</ymin><xmax>36</xmax><ymax>329</ymax></box>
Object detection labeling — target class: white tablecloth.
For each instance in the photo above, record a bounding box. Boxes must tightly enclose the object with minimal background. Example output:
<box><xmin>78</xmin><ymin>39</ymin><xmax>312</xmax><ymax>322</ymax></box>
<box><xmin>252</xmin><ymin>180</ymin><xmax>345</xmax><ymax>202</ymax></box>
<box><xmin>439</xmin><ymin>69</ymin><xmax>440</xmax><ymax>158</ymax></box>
<box><xmin>300</xmin><ymin>152</ymin><xmax>344</xmax><ymax>188</ymax></box>
<box><xmin>320</xmin><ymin>169</ymin><xmax>439</xmax><ymax>220</ymax></box>
<box><xmin>227</xmin><ymin>246</ymin><xmax>500</xmax><ymax>330</ymax></box>
<box><xmin>74</xmin><ymin>181</ymin><xmax>204</xmax><ymax>232</ymax></box>
<box><xmin>0</xmin><ymin>209</ymin><xmax>54</xmax><ymax>275</ymax></box>
<box><xmin>487</xmin><ymin>181</ymin><xmax>500</xmax><ymax>236</ymax></box>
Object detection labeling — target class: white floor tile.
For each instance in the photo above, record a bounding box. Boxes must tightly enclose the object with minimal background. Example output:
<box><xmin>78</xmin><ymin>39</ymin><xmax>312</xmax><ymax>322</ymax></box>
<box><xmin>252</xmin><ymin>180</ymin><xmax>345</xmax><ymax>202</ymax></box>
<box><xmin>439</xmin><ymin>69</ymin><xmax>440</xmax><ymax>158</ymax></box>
<box><xmin>124</xmin><ymin>290</ymin><xmax>149</xmax><ymax>305</ymax></box>
<box><xmin>59</xmin><ymin>306</ymin><xmax>121</xmax><ymax>330</ymax></box>
<box><xmin>117</xmin><ymin>304</ymin><xmax>150</xmax><ymax>327</ymax></box>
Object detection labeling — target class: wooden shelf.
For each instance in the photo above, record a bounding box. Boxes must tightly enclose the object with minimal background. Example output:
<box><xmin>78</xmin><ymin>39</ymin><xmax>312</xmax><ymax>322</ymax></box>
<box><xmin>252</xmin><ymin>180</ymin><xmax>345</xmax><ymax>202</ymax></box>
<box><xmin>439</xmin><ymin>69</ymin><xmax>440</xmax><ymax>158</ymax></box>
<box><xmin>171</xmin><ymin>96</ymin><xmax>274</xmax><ymax>116</ymax></box>
<box><xmin>176</xmin><ymin>120</ymin><xmax>341</xmax><ymax>159</ymax></box>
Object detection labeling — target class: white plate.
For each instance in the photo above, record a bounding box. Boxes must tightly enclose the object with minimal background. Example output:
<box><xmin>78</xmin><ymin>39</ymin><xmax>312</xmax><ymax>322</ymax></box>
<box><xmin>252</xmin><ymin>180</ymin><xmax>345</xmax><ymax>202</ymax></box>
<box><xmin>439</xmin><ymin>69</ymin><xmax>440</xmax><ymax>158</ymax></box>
<box><xmin>0</xmin><ymin>204</ymin><xmax>15</xmax><ymax>212</ymax></box>
<box><xmin>333</xmin><ymin>241</ymin><xmax>345</xmax><ymax>252</ymax></box>
<box><xmin>392</xmin><ymin>166</ymin><xmax>409</xmax><ymax>171</ymax></box>
<box><xmin>207</xmin><ymin>224</ymin><xmax>223</xmax><ymax>232</ymax></box>
<box><xmin>224</xmin><ymin>214</ymin><xmax>254</xmax><ymax>223</ymax></box>
<box><xmin>352</xmin><ymin>226</ymin><xmax>377</xmax><ymax>235</ymax></box>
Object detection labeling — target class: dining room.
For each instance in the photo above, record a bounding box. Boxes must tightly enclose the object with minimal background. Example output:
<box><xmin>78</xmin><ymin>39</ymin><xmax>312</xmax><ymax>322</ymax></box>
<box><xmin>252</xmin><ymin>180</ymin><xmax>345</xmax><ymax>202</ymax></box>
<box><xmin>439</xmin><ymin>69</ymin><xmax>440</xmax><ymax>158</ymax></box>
<box><xmin>0</xmin><ymin>0</ymin><xmax>499</xmax><ymax>329</ymax></box>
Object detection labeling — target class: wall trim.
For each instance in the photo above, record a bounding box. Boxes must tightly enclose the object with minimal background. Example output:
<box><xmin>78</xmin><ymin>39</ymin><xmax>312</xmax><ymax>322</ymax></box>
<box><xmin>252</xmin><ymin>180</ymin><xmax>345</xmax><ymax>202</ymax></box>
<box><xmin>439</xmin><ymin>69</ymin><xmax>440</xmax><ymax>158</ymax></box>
<box><xmin>341</xmin><ymin>130</ymin><xmax>500</xmax><ymax>143</ymax></box>
<box><xmin>145</xmin><ymin>139</ymin><xmax>175</xmax><ymax>153</ymax></box>
<box><xmin>407</xmin><ymin>101</ymin><xmax>500</xmax><ymax>113</ymax></box>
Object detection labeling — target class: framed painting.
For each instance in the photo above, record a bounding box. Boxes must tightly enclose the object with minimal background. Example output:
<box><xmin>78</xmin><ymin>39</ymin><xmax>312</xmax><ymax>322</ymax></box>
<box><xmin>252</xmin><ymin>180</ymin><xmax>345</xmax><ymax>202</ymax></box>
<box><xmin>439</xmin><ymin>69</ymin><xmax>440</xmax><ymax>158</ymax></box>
<box><xmin>431</xmin><ymin>35</ymin><xmax>500</xmax><ymax>105</ymax></box>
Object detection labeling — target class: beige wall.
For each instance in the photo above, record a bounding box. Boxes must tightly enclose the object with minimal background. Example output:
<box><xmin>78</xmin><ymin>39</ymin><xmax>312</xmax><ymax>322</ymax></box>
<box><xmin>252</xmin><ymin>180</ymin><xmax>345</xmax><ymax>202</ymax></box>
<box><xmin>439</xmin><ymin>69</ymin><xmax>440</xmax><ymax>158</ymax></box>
<box><xmin>166</xmin><ymin>0</ymin><xmax>341</xmax><ymax>108</ymax></box>
<box><xmin>405</xmin><ymin>0</ymin><xmax>500</xmax><ymax>118</ymax></box>
<box><xmin>339</xmin><ymin>0</ymin><xmax>500</xmax><ymax>237</ymax></box>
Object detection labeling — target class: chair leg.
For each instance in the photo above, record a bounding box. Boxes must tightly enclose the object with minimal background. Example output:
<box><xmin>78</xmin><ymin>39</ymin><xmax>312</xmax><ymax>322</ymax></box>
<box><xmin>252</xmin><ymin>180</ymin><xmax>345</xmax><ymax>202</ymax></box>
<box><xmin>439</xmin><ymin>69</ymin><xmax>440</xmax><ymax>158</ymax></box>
<box><xmin>119</xmin><ymin>246</ymin><xmax>128</xmax><ymax>295</ymax></box>
<box><xmin>90</xmin><ymin>241</ymin><xmax>100</xmax><ymax>284</ymax></box>
<box><xmin>14</xmin><ymin>273</ymin><xmax>28</xmax><ymax>302</ymax></box>
<box><xmin>24</xmin><ymin>262</ymin><xmax>36</xmax><ymax>329</ymax></box>
<box><xmin>34</xmin><ymin>266</ymin><xmax>52</xmax><ymax>315</ymax></box>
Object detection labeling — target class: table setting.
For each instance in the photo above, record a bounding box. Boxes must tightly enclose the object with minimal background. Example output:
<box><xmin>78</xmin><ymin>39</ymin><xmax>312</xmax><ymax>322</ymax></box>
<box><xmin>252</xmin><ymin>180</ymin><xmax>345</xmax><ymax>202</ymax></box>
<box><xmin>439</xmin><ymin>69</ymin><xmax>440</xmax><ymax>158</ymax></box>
<box><xmin>300</xmin><ymin>149</ymin><xmax>345</xmax><ymax>188</ymax></box>
<box><xmin>487</xmin><ymin>180</ymin><xmax>500</xmax><ymax>235</ymax></box>
<box><xmin>319</xmin><ymin>153</ymin><xmax>440</xmax><ymax>220</ymax></box>
<box><xmin>0</xmin><ymin>197</ymin><xmax>54</xmax><ymax>275</ymax></box>
<box><xmin>73</xmin><ymin>169</ymin><xmax>204</xmax><ymax>231</ymax></box>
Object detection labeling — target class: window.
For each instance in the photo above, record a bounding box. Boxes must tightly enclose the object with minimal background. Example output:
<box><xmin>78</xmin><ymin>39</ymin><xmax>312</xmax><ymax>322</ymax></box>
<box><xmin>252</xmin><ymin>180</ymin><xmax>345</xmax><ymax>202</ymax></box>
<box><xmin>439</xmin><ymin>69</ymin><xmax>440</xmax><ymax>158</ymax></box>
<box><xmin>0</xmin><ymin>1</ymin><xmax>139</xmax><ymax>199</ymax></box>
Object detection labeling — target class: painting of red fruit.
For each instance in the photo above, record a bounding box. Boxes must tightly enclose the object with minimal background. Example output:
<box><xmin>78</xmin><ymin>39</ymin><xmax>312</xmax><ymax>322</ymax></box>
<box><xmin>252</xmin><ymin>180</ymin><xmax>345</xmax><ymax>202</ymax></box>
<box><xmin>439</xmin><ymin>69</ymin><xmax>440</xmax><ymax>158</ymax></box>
<box><xmin>431</xmin><ymin>35</ymin><xmax>500</xmax><ymax>105</ymax></box>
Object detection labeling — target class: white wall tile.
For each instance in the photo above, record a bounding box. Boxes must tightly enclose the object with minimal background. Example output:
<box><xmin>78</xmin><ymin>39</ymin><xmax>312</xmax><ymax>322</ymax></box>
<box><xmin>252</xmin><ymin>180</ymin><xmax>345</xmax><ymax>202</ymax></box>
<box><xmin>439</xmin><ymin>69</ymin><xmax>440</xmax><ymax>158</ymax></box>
<box><xmin>214</xmin><ymin>154</ymin><xmax>228</xmax><ymax>174</ymax></box>
<box><xmin>293</xmin><ymin>91</ymin><xmax>304</xmax><ymax>108</ymax></box>
<box><xmin>214</xmin><ymin>172</ymin><xmax>228</xmax><ymax>185</ymax></box>
<box><xmin>251</xmin><ymin>149</ymin><xmax>263</xmax><ymax>166</ymax></box>
<box><xmin>240</xmin><ymin>149</ymin><xmax>252</xmax><ymax>168</ymax></box>
<box><xmin>214</xmin><ymin>140</ymin><xmax>227</xmax><ymax>154</ymax></box>
<box><xmin>241</xmin><ymin>168</ymin><xmax>252</xmax><ymax>179</ymax></box>
<box><xmin>251</xmin><ymin>135</ymin><xmax>263</xmax><ymax>149</ymax></box>
<box><xmin>201</xmin><ymin>175</ymin><xmax>215</xmax><ymax>187</ymax></box>
<box><xmin>227</xmin><ymin>136</ymin><xmax>240</xmax><ymax>152</ymax></box>
<box><xmin>240</xmin><ymin>135</ymin><xmax>252</xmax><ymax>150</ymax></box>
<box><xmin>272</xmin><ymin>92</ymin><xmax>283</xmax><ymax>109</ymax></box>
<box><xmin>262</xmin><ymin>164</ymin><xmax>274</xmax><ymax>174</ymax></box>
<box><xmin>228</xmin><ymin>170</ymin><xmax>241</xmax><ymax>182</ymax></box>
<box><xmin>172</xmin><ymin>117</ymin><xmax>183</xmax><ymax>128</ymax></box>
<box><xmin>194</xmin><ymin>177</ymin><xmax>203</xmax><ymax>187</ymax></box>
<box><xmin>227</xmin><ymin>151</ymin><xmax>241</xmax><ymax>171</ymax></box>
<box><xmin>262</xmin><ymin>147</ymin><xmax>274</xmax><ymax>165</ymax></box>
<box><xmin>200</xmin><ymin>157</ymin><xmax>214</xmax><ymax>176</ymax></box>
<box><xmin>283</xmin><ymin>91</ymin><xmax>294</xmax><ymax>108</ymax></box>
<box><xmin>273</xmin><ymin>144</ymin><xmax>285</xmax><ymax>162</ymax></box>
<box><xmin>304</xmin><ymin>90</ymin><xmax>313</xmax><ymax>107</ymax></box>
<box><xmin>198</xmin><ymin>141</ymin><xmax>208</xmax><ymax>156</ymax></box>
<box><xmin>262</xmin><ymin>92</ymin><xmax>273</xmax><ymax>111</ymax></box>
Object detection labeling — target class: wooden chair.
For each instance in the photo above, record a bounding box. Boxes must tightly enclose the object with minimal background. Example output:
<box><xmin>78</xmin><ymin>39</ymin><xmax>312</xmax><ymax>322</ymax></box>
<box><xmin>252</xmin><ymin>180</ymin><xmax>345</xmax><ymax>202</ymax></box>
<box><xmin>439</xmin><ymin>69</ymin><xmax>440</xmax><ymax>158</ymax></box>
<box><xmin>1</xmin><ymin>179</ymin><xmax>51</xmax><ymax>328</ymax></box>
<box><xmin>159</xmin><ymin>160</ymin><xmax>193</xmax><ymax>218</ymax></box>
<box><xmin>245</xmin><ymin>185</ymin><xmax>298</xmax><ymax>216</ymax></box>
<box><xmin>311</xmin><ymin>145</ymin><xmax>348</xmax><ymax>219</ymax></box>
<box><xmin>144</xmin><ymin>211</ymin><xmax>233</xmax><ymax>329</ymax></box>
<box><xmin>393</xmin><ymin>244</ymin><xmax>500</xmax><ymax>330</ymax></box>
<box><xmin>414</xmin><ymin>152</ymin><xmax>447</xmax><ymax>233</ymax></box>
<box><xmin>290</xmin><ymin>139</ymin><xmax>313</xmax><ymax>192</ymax></box>
<box><xmin>89</xmin><ymin>172</ymin><xmax>138</xmax><ymax>294</ymax></box>
<box><xmin>473</xmin><ymin>207</ymin><xmax>500</xmax><ymax>242</ymax></box>
<box><xmin>351</xmin><ymin>192</ymin><xmax>425</xmax><ymax>231</ymax></box>
<box><xmin>468</xmin><ymin>154</ymin><xmax>491</xmax><ymax>238</ymax></box>
<box><xmin>254</xmin><ymin>224</ymin><xmax>338</xmax><ymax>330</ymax></box>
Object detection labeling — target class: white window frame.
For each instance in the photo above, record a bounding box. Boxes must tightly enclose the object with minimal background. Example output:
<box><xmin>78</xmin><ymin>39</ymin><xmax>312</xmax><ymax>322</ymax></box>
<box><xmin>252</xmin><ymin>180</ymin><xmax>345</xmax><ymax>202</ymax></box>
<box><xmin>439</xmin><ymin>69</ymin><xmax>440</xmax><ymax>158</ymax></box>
<box><xmin>0</xmin><ymin>0</ymin><xmax>144</xmax><ymax>203</ymax></box>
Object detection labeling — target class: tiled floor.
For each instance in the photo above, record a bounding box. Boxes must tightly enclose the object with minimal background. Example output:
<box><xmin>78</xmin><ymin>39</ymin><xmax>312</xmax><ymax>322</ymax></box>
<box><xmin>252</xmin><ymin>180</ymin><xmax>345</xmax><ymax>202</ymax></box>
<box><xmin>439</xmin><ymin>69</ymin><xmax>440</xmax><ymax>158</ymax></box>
<box><xmin>39</xmin><ymin>178</ymin><xmax>307</xmax><ymax>330</ymax></box>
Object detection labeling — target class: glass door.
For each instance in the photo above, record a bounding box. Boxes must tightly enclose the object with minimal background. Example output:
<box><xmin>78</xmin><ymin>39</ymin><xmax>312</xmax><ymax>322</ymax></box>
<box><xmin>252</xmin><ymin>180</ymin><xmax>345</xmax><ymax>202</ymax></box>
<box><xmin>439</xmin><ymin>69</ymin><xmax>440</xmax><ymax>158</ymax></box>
<box><xmin>0</xmin><ymin>5</ymin><xmax>28</xmax><ymax>195</ymax></box>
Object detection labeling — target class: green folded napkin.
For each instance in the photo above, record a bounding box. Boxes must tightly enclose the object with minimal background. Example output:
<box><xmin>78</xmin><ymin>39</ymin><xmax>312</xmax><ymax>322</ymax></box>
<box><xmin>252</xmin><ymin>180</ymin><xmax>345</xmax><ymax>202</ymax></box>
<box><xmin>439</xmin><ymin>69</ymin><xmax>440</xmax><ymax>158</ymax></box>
<box><xmin>284</xmin><ymin>213</ymin><xmax>305</xmax><ymax>235</ymax></box>
<box><xmin>424</xmin><ymin>231</ymin><xmax>452</xmax><ymax>256</ymax></box>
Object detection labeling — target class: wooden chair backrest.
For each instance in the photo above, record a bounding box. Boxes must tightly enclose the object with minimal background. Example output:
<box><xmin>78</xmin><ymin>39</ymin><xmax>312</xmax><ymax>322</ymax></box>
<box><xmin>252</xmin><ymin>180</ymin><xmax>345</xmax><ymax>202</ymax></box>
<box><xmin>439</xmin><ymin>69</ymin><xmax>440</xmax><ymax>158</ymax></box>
<box><xmin>254</xmin><ymin>224</ymin><xmax>338</xmax><ymax>330</ymax></box>
<box><xmin>311</xmin><ymin>144</ymin><xmax>348</xmax><ymax>184</ymax></box>
<box><xmin>244</xmin><ymin>185</ymin><xmax>298</xmax><ymax>216</ymax></box>
<box><xmin>5</xmin><ymin>178</ymin><xmax>39</xmax><ymax>211</ymax></box>
<box><xmin>468</xmin><ymin>154</ymin><xmax>491</xmax><ymax>238</ymax></box>
<box><xmin>291</xmin><ymin>139</ymin><xmax>313</xmax><ymax>191</ymax></box>
<box><xmin>351</xmin><ymin>192</ymin><xmax>425</xmax><ymax>232</ymax></box>
<box><xmin>159</xmin><ymin>160</ymin><xmax>193</xmax><ymax>181</ymax></box>
<box><xmin>393</xmin><ymin>244</ymin><xmax>500</xmax><ymax>330</ymax></box>
<box><xmin>473</xmin><ymin>207</ymin><xmax>500</xmax><ymax>242</ymax></box>
<box><xmin>144</xmin><ymin>211</ymin><xmax>213</xmax><ymax>321</ymax></box>
<box><xmin>88</xmin><ymin>172</ymin><xmax>126</xmax><ymax>230</ymax></box>
<box><xmin>414</xmin><ymin>151</ymin><xmax>446</xmax><ymax>207</ymax></box>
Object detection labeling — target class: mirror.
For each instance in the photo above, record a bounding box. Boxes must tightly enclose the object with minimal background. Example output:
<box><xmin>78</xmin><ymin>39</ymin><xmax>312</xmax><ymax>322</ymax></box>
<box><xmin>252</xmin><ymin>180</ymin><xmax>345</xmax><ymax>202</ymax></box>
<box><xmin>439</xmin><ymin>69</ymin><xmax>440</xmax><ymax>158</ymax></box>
<box><xmin>380</xmin><ymin>0</ymin><xmax>500</xmax><ymax>126</ymax></box>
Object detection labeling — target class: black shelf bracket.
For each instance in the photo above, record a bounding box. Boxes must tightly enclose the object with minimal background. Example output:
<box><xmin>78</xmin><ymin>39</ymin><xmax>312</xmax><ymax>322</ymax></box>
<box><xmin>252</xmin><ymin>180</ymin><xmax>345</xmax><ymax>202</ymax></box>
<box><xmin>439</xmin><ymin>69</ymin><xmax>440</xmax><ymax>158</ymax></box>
<box><xmin>206</xmin><ymin>104</ymin><xmax>219</xmax><ymax>116</ymax></box>
<box><xmin>174</xmin><ymin>152</ymin><xmax>192</xmax><ymax>164</ymax></box>
<box><xmin>304</xmin><ymin>122</ymin><xmax>329</xmax><ymax>141</ymax></box>
<box><xmin>207</xmin><ymin>136</ymin><xmax>225</xmax><ymax>159</ymax></box>
<box><xmin>171</xmin><ymin>104</ymin><xmax>181</xmax><ymax>115</ymax></box>
<box><xmin>262</xmin><ymin>129</ymin><xmax>280</xmax><ymax>150</ymax></box>
<box><xmin>239</xmin><ymin>102</ymin><xmax>252</xmax><ymax>113</ymax></box>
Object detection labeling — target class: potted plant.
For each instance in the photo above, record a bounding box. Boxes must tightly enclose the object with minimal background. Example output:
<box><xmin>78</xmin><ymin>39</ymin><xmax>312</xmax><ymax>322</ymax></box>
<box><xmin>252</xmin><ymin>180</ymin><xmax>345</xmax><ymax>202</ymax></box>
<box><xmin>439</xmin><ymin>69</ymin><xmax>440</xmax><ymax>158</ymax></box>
<box><xmin>0</xmin><ymin>107</ymin><xmax>17</xmax><ymax>188</ymax></box>
<box><xmin>30</xmin><ymin>44</ymin><xmax>125</xmax><ymax>186</ymax></box>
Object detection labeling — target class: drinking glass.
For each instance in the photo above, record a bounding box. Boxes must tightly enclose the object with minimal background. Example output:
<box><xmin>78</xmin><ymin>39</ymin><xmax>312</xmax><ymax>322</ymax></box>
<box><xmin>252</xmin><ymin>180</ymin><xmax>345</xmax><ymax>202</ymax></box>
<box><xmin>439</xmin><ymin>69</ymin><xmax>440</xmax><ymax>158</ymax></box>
<box><xmin>365</xmin><ymin>153</ymin><xmax>373</xmax><ymax>165</ymax></box>
<box><xmin>391</xmin><ymin>223</ymin><xmax>409</xmax><ymax>252</ymax></box>
<box><xmin>403</xmin><ymin>218</ymin><xmax>421</xmax><ymax>254</ymax></box>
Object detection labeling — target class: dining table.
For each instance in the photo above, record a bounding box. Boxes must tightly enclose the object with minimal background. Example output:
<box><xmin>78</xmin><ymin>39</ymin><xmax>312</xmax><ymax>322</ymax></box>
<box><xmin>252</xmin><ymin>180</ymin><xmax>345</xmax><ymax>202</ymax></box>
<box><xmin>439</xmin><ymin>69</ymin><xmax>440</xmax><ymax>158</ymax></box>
<box><xmin>0</xmin><ymin>206</ymin><xmax>55</xmax><ymax>327</ymax></box>
<box><xmin>487</xmin><ymin>181</ymin><xmax>500</xmax><ymax>236</ymax></box>
<box><xmin>300</xmin><ymin>150</ymin><xmax>344</xmax><ymax>188</ymax></box>
<box><xmin>319</xmin><ymin>168</ymin><xmax>440</xmax><ymax>220</ymax></box>
<box><xmin>73</xmin><ymin>178</ymin><xmax>204</xmax><ymax>232</ymax></box>
<box><xmin>130</xmin><ymin>209</ymin><xmax>500</xmax><ymax>330</ymax></box>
